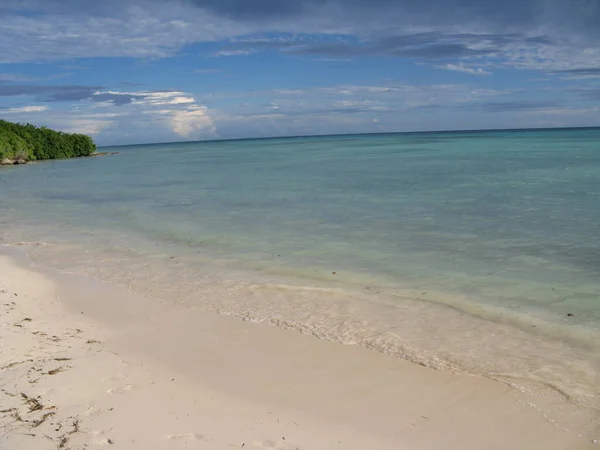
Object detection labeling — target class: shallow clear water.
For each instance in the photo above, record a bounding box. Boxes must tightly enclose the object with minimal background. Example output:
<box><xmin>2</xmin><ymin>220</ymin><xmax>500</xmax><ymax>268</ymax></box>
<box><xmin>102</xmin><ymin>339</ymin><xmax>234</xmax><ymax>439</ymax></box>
<box><xmin>1</xmin><ymin>129</ymin><xmax>599</xmax><ymax>410</ymax></box>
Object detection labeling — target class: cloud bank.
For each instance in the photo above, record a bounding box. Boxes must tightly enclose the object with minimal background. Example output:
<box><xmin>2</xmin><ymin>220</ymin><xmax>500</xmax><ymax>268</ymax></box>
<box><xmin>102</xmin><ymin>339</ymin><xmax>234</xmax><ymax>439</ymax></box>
<box><xmin>0</xmin><ymin>0</ymin><xmax>598</xmax><ymax>72</ymax></box>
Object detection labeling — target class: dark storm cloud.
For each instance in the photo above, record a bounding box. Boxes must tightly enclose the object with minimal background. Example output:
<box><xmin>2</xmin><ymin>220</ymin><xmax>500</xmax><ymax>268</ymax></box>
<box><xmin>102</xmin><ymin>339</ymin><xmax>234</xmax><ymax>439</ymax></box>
<box><xmin>16</xmin><ymin>0</ymin><xmax>600</xmax><ymax>35</ymax></box>
<box><xmin>228</xmin><ymin>32</ymin><xmax>507</xmax><ymax>59</ymax></box>
<box><xmin>92</xmin><ymin>93</ymin><xmax>137</xmax><ymax>105</ymax></box>
<box><xmin>0</xmin><ymin>84</ymin><xmax>103</xmax><ymax>102</ymax></box>
<box><xmin>473</xmin><ymin>100</ymin><xmax>563</xmax><ymax>112</ymax></box>
<box><xmin>186</xmin><ymin>0</ymin><xmax>532</xmax><ymax>24</ymax></box>
<box><xmin>389</xmin><ymin>43</ymin><xmax>493</xmax><ymax>58</ymax></box>
<box><xmin>186</xmin><ymin>0</ymin><xmax>313</xmax><ymax>20</ymax></box>
<box><xmin>554</xmin><ymin>68</ymin><xmax>600</xmax><ymax>77</ymax></box>
<box><xmin>0</xmin><ymin>84</ymin><xmax>145</xmax><ymax>106</ymax></box>
<box><xmin>570</xmin><ymin>87</ymin><xmax>600</xmax><ymax>101</ymax></box>
<box><xmin>183</xmin><ymin>0</ymin><xmax>600</xmax><ymax>38</ymax></box>
<box><xmin>2</xmin><ymin>0</ymin><xmax>600</xmax><ymax>70</ymax></box>
<box><xmin>286</xmin><ymin>41</ymin><xmax>494</xmax><ymax>59</ymax></box>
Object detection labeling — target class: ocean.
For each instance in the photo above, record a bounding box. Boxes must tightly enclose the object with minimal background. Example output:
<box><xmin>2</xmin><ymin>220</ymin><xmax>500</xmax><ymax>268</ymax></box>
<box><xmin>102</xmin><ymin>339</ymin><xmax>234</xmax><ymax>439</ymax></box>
<box><xmin>1</xmin><ymin>128</ymin><xmax>599</xmax><ymax>412</ymax></box>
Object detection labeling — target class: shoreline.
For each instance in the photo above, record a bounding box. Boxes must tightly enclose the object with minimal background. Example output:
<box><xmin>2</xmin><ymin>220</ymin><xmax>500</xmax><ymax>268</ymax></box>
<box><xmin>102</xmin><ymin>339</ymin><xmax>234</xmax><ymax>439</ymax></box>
<box><xmin>3</xmin><ymin>234</ymin><xmax>599</xmax><ymax>417</ymax></box>
<box><xmin>0</xmin><ymin>152</ymin><xmax>119</xmax><ymax>166</ymax></box>
<box><xmin>1</xmin><ymin>248</ymin><xmax>598</xmax><ymax>449</ymax></box>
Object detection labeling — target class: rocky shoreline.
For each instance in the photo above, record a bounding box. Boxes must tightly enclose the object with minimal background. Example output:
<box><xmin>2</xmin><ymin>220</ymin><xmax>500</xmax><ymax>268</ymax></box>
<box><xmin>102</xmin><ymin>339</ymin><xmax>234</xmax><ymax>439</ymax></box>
<box><xmin>0</xmin><ymin>158</ymin><xmax>27</xmax><ymax>165</ymax></box>
<box><xmin>0</xmin><ymin>151</ymin><xmax>118</xmax><ymax>166</ymax></box>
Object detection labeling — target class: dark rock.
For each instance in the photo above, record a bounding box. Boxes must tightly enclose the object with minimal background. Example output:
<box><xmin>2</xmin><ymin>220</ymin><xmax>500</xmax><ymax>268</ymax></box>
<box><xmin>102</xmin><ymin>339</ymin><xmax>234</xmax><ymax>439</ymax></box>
<box><xmin>84</xmin><ymin>151</ymin><xmax>119</xmax><ymax>158</ymax></box>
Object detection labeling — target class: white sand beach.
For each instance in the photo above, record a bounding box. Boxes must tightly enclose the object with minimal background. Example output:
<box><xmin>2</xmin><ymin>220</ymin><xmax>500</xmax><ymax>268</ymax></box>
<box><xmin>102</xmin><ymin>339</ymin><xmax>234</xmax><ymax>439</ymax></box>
<box><xmin>1</xmin><ymin>251</ymin><xmax>597</xmax><ymax>450</ymax></box>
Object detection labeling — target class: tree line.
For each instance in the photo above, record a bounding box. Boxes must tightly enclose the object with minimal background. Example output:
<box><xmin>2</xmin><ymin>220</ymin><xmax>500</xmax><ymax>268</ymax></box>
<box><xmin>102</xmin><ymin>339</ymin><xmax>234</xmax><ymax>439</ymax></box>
<box><xmin>0</xmin><ymin>119</ymin><xmax>96</xmax><ymax>162</ymax></box>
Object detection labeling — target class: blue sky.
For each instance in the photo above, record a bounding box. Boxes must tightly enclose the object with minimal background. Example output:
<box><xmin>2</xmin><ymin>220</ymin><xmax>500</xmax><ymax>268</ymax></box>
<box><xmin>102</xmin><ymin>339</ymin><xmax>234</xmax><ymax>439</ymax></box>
<box><xmin>0</xmin><ymin>0</ymin><xmax>599</xmax><ymax>145</ymax></box>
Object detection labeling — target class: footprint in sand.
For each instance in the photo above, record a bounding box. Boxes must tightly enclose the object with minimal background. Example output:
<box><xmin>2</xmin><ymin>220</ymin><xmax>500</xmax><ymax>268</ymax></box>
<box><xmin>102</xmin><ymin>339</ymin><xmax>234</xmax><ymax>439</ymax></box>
<box><xmin>101</xmin><ymin>372</ymin><xmax>129</xmax><ymax>383</ymax></box>
<box><xmin>165</xmin><ymin>432</ymin><xmax>206</xmax><ymax>443</ymax></box>
<box><xmin>85</xmin><ymin>405</ymin><xmax>103</xmax><ymax>419</ymax></box>
<box><xmin>252</xmin><ymin>439</ymin><xmax>300</xmax><ymax>450</ymax></box>
<box><xmin>91</xmin><ymin>431</ymin><xmax>115</xmax><ymax>446</ymax></box>
<box><xmin>106</xmin><ymin>384</ymin><xmax>135</xmax><ymax>395</ymax></box>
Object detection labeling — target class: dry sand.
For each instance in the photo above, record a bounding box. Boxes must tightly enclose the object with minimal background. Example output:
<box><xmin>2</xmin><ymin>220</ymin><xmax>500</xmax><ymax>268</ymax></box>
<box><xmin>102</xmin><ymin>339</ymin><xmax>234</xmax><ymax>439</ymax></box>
<box><xmin>0</xmin><ymin>251</ymin><xmax>597</xmax><ymax>450</ymax></box>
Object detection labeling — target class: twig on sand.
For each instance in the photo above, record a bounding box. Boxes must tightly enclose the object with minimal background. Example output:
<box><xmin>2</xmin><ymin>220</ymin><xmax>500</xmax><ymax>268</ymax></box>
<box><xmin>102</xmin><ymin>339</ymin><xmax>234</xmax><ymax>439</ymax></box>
<box><xmin>46</xmin><ymin>367</ymin><xmax>66</xmax><ymax>376</ymax></box>
<box><xmin>56</xmin><ymin>418</ymin><xmax>81</xmax><ymax>449</ymax></box>
<box><xmin>57</xmin><ymin>436</ymin><xmax>68</xmax><ymax>449</ymax></box>
<box><xmin>21</xmin><ymin>393</ymin><xmax>43</xmax><ymax>413</ymax></box>
<box><xmin>0</xmin><ymin>359</ymin><xmax>33</xmax><ymax>370</ymax></box>
<box><xmin>32</xmin><ymin>412</ymin><xmax>56</xmax><ymax>428</ymax></box>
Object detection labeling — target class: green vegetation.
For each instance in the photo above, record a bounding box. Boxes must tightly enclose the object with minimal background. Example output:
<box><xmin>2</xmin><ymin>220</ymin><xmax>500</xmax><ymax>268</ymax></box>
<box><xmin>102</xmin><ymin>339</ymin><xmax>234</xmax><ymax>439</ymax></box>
<box><xmin>0</xmin><ymin>119</ymin><xmax>96</xmax><ymax>163</ymax></box>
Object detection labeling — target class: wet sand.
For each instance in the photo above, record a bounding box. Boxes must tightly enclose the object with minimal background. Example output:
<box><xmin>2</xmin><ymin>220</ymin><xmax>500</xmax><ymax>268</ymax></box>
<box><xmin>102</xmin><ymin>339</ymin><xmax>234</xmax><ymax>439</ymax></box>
<box><xmin>0</xmin><ymin>251</ymin><xmax>597</xmax><ymax>449</ymax></box>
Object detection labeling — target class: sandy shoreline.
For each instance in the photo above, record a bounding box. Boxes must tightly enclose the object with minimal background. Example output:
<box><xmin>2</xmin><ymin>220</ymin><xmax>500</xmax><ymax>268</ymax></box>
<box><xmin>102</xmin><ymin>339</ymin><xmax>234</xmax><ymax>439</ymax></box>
<box><xmin>0</xmin><ymin>250</ymin><xmax>597</xmax><ymax>449</ymax></box>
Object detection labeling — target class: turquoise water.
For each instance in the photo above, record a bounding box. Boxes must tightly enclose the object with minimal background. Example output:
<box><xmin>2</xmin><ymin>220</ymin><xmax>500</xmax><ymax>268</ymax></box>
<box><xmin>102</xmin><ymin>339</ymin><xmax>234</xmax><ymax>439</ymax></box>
<box><xmin>1</xmin><ymin>128</ymin><xmax>599</xmax><ymax>409</ymax></box>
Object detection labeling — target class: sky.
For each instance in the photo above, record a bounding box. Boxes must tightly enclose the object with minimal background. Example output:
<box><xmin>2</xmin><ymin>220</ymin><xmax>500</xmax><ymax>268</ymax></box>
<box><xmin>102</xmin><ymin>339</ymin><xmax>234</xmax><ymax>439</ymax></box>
<box><xmin>0</xmin><ymin>0</ymin><xmax>599</xmax><ymax>145</ymax></box>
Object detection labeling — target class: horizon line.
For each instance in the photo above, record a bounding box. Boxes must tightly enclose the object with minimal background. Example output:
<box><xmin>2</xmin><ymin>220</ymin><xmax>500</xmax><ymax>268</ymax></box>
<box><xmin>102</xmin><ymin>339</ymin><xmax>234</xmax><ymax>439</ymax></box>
<box><xmin>99</xmin><ymin>125</ymin><xmax>600</xmax><ymax>148</ymax></box>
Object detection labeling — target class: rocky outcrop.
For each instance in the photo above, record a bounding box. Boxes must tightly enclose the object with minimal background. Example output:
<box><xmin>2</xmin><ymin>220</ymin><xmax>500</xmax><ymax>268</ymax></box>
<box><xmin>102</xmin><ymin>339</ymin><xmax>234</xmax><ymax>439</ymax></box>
<box><xmin>1</xmin><ymin>152</ymin><xmax>119</xmax><ymax>166</ymax></box>
<box><xmin>86</xmin><ymin>152</ymin><xmax>120</xmax><ymax>157</ymax></box>
<box><xmin>1</xmin><ymin>158</ymin><xmax>28</xmax><ymax>165</ymax></box>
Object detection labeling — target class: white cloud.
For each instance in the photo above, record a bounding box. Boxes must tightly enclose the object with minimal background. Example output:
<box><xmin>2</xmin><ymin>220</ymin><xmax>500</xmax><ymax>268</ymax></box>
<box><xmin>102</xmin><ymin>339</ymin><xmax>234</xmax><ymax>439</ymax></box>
<box><xmin>57</xmin><ymin>118</ymin><xmax>115</xmax><ymax>135</ymax></box>
<box><xmin>524</xmin><ymin>107</ymin><xmax>598</xmax><ymax>116</ymax></box>
<box><xmin>131</xmin><ymin>91</ymin><xmax>197</xmax><ymax>106</ymax></box>
<box><xmin>1</xmin><ymin>0</ymin><xmax>600</xmax><ymax>73</ymax></box>
<box><xmin>440</xmin><ymin>63</ymin><xmax>491</xmax><ymax>76</ymax></box>
<box><xmin>92</xmin><ymin>89</ymin><xmax>217</xmax><ymax>138</ymax></box>
<box><xmin>0</xmin><ymin>73</ymin><xmax>38</xmax><ymax>82</ymax></box>
<box><xmin>211</xmin><ymin>49</ymin><xmax>256</xmax><ymax>57</ymax></box>
<box><xmin>0</xmin><ymin>105</ymin><xmax>50</xmax><ymax>113</ymax></box>
<box><xmin>169</xmin><ymin>106</ymin><xmax>216</xmax><ymax>137</ymax></box>
<box><xmin>0</xmin><ymin>4</ymin><xmax>253</xmax><ymax>63</ymax></box>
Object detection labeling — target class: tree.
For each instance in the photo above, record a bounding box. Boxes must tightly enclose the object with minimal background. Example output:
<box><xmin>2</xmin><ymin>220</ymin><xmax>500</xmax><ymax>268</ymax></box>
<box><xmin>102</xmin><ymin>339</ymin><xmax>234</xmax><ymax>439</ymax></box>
<box><xmin>0</xmin><ymin>119</ymin><xmax>96</xmax><ymax>161</ymax></box>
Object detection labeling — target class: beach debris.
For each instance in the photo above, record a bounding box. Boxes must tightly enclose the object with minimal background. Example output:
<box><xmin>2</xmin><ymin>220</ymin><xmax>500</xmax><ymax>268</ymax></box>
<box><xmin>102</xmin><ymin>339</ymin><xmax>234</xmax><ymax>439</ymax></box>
<box><xmin>11</xmin><ymin>410</ymin><xmax>25</xmax><ymax>422</ymax></box>
<box><xmin>332</xmin><ymin>272</ymin><xmax>336</xmax><ymax>275</ymax></box>
<box><xmin>46</xmin><ymin>367</ymin><xmax>66</xmax><ymax>376</ymax></box>
<box><xmin>32</xmin><ymin>412</ymin><xmax>56</xmax><ymax>428</ymax></box>
<box><xmin>86</xmin><ymin>339</ymin><xmax>101</xmax><ymax>344</ymax></box>
<box><xmin>566</xmin><ymin>313</ymin><xmax>574</xmax><ymax>317</ymax></box>
<box><xmin>1</xmin><ymin>359</ymin><xmax>33</xmax><ymax>370</ymax></box>
<box><xmin>21</xmin><ymin>392</ymin><xmax>43</xmax><ymax>412</ymax></box>
<box><xmin>58</xmin><ymin>436</ymin><xmax>68</xmax><ymax>449</ymax></box>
